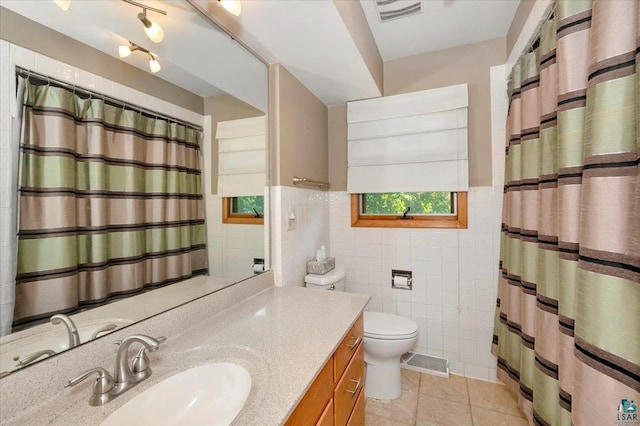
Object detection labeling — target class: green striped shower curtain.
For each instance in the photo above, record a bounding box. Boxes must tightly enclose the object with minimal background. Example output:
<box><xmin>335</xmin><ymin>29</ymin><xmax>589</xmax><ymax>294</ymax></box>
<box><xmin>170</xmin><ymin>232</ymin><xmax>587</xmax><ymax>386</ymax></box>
<box><xmin>492</xmin><ymin>0</ymin><xmax>639</xmax><ymax>425</ymax></box>
<box><xmin>13</xmin><ymin>79</ymin><xmax>207</xmax><ymax>327</ymax></box>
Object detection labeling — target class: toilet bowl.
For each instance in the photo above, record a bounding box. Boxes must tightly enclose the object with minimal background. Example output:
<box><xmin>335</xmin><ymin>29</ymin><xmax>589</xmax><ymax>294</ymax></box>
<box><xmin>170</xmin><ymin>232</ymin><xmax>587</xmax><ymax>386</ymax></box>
<box><xmin>304</xmin><ymin>268</ymin><xmax>419</xmax><ymax>400</ymax></box>
<box><xmin>363</xmin><ymin>311</ymin><xmax>418</xmax><ymax>400</ymax></box>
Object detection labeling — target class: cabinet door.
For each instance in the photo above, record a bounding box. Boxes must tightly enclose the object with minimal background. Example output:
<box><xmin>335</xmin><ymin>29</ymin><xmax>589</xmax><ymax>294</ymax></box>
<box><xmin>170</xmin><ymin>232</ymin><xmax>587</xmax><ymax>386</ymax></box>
<box><xmin>286</xmin><ymin>359</ymin><xmax>334</xmax><ymax>425</ymax></box>
<box><xmin>346</xmin><ymin>388</ymin><xmax>365</xmax><ymax>426</ymax></box>
<box><xmin>317</xmin><ymin>399</ymin><xmax>334</xmax><ymax>426</ymax></box>
<box><xmin>334</xmin><ymin>343</ymin><xmax>364</xmax><ymax>426</ymax></box>
<box><xmin>334</xmin><ymin>315</ymin><xmax>364</xmax><ymax>382</ymax></box>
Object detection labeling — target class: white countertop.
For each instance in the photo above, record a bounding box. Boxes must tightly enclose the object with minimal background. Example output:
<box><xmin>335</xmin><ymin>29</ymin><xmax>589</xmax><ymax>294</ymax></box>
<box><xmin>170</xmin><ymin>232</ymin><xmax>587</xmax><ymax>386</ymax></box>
<box><xmin>2</xmin><ymin>285</ymin><xmax>370</xmax><ymax>425</ymax></box>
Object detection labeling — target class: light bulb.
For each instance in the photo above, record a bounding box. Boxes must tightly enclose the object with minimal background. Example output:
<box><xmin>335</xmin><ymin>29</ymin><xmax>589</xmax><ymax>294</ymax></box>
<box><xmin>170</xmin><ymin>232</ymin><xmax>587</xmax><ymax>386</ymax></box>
<box><xmin>118</xmin><ymin>45</ymin><xmax>132</xmax><ymax>58</ymax></box>
<box><xmin>219</xmin><ymin>0</ymin><xmax>241</xmax><ymax>16</ymax></box>
<box><xmin>53</xmin><ymin>0</ymin><xmax>70</xmax><ymax>11</ymax></box>
<box><xmin>144</xmin><ymin>20</ymin><xmax>164</xmax><ymax>43</ymax></box>
<box><xmin>149</xmin><ymin>56</ymin><xmax>161</xmax><ymax>73</ymax></box>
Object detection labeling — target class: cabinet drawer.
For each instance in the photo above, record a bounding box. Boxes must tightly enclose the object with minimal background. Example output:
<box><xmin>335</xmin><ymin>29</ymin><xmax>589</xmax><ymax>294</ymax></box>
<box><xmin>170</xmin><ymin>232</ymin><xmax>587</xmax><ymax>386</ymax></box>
<box><xmin>317</xmin><ymin>399</ymin><xmax>334</xmax><ymax>426</ymax></box>
<box><xmin>334</xmin><ymin>342</ymin><xmax>364</xmax><ymax>426</ymax></box>
<box><xmin>334</xmin><ymin>314</ymin><xmax>364</xmax><ymax>382</ymax></box>
<box><xmin>346</xmin><ymin>386</ymin><xmax>365</xmax><ymax>426</ymax></box>
<box><xmin>286</xmin><ymin>358</ymin><xmax>334</xmax><ymax>425</ymax></box>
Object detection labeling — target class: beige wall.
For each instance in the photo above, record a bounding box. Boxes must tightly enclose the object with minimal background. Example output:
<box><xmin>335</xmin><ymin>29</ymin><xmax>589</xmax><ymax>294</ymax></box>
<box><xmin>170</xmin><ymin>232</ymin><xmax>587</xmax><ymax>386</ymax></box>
<box><xmin>0</xmin><ymin>7</ymin><xmax>203</xmax><ymax>114</ymax></box>
<box><xmin>382</xmin><ymin>37</ymin><xmax>506</xmax><ymax>187</ymax></box>
<box><xmin>328</xmin><ymin>105</ymin><xmax>348</xmax><ymax>191</ymax></box>
<box><xmin>333</xmin><ymin>1</ymin><xmax>383</xmax><ymax>94</ymax></box>
<box><xmin>507</xmin><ymin>0</ymin><xmax>536</xmax><ymax>58</ymax></box>
<box><xmin>204</xmin><ymin>94</ymin><xmax>264</xmax><ymax>193</ymax></box>
<box><xmin>269</xmin><ymin>64</ymin><xmax>328</xmax><ymax>187</ymax></box>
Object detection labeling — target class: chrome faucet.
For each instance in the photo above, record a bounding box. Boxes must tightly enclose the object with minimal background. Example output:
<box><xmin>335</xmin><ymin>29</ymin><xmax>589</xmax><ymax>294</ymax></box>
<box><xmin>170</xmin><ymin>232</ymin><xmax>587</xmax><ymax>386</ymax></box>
<box><xmin>50</xmin><ymin>314</ymin><xmax>81</xmax><ymax>348</ymax></box>
<box><xmin>14</xmin><ymin>349</ymin><xmax>56</xmax><ymax>367</ymax></box>
<box><xmin>113</xmin><ymin>335</ymin><xmax>162</xmax><ymax>386</ymax></box>
<box><xmin>65</xmin><ymin>334</ymin><xmax>165</xmax><ymax>406</ymax></box>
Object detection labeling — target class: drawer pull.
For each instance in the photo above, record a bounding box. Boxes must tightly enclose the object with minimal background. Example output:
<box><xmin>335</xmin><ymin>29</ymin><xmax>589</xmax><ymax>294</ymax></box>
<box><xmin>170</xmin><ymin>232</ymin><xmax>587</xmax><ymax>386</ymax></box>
<box><xmin>346</xmin><ymin>377</ymin><xmax>362</xmax><ymax>397</ymax></box>
<box><xmin>346</xmin><ymin>334</ymin><xmax>362</xmax><ymax>350</ymax></box>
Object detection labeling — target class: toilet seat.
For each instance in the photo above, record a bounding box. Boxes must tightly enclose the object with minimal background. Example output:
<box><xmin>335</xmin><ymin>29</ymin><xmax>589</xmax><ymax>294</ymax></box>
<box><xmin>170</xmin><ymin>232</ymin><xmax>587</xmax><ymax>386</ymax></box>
<box><xmin>363</xmin><ymin>311</ymin><xmax>418</xmax><ymax>340</ymax></box>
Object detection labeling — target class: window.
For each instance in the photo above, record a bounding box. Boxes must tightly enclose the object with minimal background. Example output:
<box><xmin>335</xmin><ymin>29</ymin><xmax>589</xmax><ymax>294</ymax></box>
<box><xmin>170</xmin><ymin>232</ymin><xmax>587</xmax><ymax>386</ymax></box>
<box><xmin>351</xmin><ymin>192</ymin><xmax>467</xmax><ymax>229</ymax></box>
<box><xmin>222</xmin><ymin>196</ymin><xmax>264</xmax><ymax>225</ymax></box>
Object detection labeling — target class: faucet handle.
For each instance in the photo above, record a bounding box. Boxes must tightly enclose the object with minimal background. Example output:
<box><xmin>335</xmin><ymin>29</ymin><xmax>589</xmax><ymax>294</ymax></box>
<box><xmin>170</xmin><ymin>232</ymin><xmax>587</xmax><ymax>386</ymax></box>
<box><xmin>65</xmin><ymin>367</ymin><xmax>114</xmax><ymax>395</ymax></box>
<box><xmin>131</xmin><ymin>336</ymin><xmax>166</xmax><ymax>373</ymax></box>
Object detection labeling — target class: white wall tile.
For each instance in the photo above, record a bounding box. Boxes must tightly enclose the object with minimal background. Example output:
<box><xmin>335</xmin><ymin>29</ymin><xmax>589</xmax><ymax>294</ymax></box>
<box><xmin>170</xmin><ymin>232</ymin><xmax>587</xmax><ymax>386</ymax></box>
<box><xmin>323</xmin><ymin>185</ymin><xmax>504</xmax><ymax>382</ymax></box>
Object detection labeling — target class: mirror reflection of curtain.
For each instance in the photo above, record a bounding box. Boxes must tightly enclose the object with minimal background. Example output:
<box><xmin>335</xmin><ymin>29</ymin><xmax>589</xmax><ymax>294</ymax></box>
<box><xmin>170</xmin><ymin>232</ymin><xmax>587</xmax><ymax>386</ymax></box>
<box><xmin>492</xmin><ymin>1</ymin><xmax>639</xmax><ymax>424</ymax></box>
<box><xmin>12</xmin><ymin>77</ymin><xmax>208</xmax><ymax>328</ymax></box>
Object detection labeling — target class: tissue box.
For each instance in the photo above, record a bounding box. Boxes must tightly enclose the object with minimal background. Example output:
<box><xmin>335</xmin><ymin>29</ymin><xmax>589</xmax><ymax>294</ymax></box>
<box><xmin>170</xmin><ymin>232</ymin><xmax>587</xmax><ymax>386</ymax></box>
<box><xmin>307</xmin><ymin>257</ymin><xmax>335</xmax><ymax>275</ymax></box>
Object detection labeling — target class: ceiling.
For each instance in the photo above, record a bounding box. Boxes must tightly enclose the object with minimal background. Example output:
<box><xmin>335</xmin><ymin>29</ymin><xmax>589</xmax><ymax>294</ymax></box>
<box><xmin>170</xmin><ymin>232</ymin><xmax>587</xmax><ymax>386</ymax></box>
<box><xmin>222</xmin><ymin>0</ymin><xmax>519</xmax><ymax>105</ymax></box>
<box><xmin>1</xmin><ymin>0</ymin><xmax>520</xmax><ymax>108</ymax></box>
<box><xmin>360</xmin><ymin>0</ymin><xmax>520</xmax><ymax>61</ymax></box>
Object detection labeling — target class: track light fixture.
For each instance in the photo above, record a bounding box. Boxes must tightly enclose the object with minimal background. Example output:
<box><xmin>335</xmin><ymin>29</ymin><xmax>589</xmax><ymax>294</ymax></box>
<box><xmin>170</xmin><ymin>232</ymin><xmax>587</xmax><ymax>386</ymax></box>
<box><xmin>118</xmin><ymin>42</ymin><xmax>161</xmax><ymax>73</ymax></box>
<box><xmin>148</xmin><ymin>53</ymin><xmax>161</xmax><ymax>73</ymax></box>
<box><xmin>122</xmin><ymin>0</ymin><xmax>167</xmax><ymax>43</ymax></box>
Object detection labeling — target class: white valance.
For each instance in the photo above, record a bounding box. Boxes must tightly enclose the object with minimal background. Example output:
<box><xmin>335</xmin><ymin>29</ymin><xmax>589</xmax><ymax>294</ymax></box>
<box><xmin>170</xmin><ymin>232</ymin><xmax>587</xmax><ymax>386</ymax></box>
<box><xmin>347</xmin><ymin>84</ymin><xmax>469</xmax><ymax>194</ymax></box>
<box><xmin>216</xmin><ymin>116</ymin><xmax>266</xmax><ymax>197</ymax></box>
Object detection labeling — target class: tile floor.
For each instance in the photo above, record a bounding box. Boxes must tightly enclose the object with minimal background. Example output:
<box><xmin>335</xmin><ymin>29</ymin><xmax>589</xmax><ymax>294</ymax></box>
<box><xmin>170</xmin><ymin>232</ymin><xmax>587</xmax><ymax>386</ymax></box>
<box><xmin>365</xmin><ymin>370</ymin><xmax>528</xmax><ymax>425</ymax></box>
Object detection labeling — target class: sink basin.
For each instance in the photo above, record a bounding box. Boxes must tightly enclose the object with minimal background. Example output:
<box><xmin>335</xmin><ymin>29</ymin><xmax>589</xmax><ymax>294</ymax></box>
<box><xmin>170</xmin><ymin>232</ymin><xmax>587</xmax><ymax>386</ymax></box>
<box><xmin>102</xmin><ymin>363</ymin><xmax>252</xmax><ymax>426</ymax></box>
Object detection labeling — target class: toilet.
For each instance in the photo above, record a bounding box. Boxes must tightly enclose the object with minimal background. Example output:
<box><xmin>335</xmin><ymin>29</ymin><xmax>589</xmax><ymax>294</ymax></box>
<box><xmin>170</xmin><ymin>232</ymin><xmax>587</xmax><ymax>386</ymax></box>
<box><xmin>305</xmin><ymin>268</ymin><xmax>419</xmax><ymax>400</ymax></box>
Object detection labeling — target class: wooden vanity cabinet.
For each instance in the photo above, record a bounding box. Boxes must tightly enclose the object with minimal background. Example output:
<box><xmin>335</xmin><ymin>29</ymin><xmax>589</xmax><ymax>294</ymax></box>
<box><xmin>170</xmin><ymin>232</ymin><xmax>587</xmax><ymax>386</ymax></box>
<box><xmin>286</xmin><ymin>314</ymin><xmax>365</xmax><ymax>426</ymax></box>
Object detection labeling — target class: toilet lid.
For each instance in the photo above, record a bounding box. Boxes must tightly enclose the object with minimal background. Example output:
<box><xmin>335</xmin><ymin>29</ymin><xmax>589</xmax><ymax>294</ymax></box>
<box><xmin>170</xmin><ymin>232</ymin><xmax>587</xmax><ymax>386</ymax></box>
<box><xmin>363</xmin><ymin>311</ymin><xmax>418</xmax><ymax>339</ymax></box>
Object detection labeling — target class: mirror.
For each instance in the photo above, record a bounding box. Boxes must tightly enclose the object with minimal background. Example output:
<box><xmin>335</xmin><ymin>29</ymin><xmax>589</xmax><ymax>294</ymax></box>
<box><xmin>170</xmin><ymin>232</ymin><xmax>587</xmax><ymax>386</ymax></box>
<box><xmin>0</xmin><ymin>0</ymin><xmax>268</xmax><ymax>376</ymax></box>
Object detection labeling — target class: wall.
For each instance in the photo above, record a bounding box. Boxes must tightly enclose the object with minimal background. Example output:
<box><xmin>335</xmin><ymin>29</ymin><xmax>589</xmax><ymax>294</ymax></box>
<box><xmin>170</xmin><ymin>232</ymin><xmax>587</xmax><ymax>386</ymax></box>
<box><xmin>326</xmin><ymin>64</ymin><xmax>509</xmax><ymax>381</ymax></box>
<box><xmin>328</xmin><ymin>104</ymin><xmax>348</xmax><ymax>191</ymax></box>
<box><xmin>269</xmin><ymin>64</ymin><xmax>328</xmax><ymax>187</ymax></box>
<box><xmin>506</xmin><ymin>0</ymin><xmax>536</xmax><ymax>56</ymax></box>
<box><xmin>333</xmin><ymin>0</ymin><xmax>383</xmax><ymax>94</ymax></box>
<box><xmin>271</xmin><ymin>186</ymin><xmax>330</xmax><ymax>287</ymax></box>
<box><xmin>0</xmin><ymin>7</ymin><xmax>203</xmax><ymax>114</ymax></box>
<box><xmin>268</xmin><ymin>64</ymin><xmax>331</xmax><ymax>287</ymax></box>
<box><xmin>384</xmin><ymin>37</ymin><xmax>506</xmax><ymax>188</ymax></box>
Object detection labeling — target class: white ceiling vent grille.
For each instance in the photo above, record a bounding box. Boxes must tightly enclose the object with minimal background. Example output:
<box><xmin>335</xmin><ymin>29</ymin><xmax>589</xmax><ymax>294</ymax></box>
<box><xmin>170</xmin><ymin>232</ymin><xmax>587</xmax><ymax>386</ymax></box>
<box><xmin>375</xmin><ymin>0</ymin><xmax>422</xmax><ymax>23</ymax></box>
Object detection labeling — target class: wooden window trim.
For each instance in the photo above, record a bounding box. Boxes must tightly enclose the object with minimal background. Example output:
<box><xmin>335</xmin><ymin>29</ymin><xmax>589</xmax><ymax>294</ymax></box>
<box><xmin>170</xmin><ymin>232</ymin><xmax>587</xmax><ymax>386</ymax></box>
<box><xmin>350</xmin><ymin>192</ymin><xmax>467</xmax><ymax>229</ymax></box>
<box><xmin>222</xmin><ymin>198</ymin><xmax>264</xmax><ymax>225</ymax></box>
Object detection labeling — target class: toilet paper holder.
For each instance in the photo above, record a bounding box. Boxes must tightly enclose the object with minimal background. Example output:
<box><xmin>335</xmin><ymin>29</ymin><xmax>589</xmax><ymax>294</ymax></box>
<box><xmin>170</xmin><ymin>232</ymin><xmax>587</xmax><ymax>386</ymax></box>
<box><xmin>391</xmin><ymin>270</ymin><xmax>412</xmax><ymax>290</ymax></box>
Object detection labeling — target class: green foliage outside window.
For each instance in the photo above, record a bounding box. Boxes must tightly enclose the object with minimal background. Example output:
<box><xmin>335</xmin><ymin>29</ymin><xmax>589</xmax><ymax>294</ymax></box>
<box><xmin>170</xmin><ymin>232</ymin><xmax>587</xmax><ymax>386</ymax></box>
<box><xmin>362</xmin><ymin>192</ymin><xmax>454</xmax><ymax>215</ymax></box>
<box><xmin>232</xmin><ymin>196</ymin><xmax>264</xmax><ymax>215</ymax></box>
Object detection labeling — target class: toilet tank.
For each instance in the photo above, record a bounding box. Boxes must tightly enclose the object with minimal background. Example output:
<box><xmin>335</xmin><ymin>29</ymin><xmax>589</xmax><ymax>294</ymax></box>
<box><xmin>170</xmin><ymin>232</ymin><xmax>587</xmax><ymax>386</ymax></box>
<box><xmin>304</xmin><ymin>268</ymin><xmax>346</xmax><ymax>291</ymax></box>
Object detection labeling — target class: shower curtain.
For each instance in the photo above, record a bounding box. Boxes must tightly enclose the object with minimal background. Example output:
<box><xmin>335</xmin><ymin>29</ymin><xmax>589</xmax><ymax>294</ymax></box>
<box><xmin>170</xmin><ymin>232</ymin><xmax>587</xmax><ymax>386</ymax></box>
<box><xmin>13</xmin><ymin>78</ymin><xmax>208</xmax><ymax>327</ymax></box>
<box><xmin>492</xmin><ymin>1</ymin><xmax>639</xmax><ymax>425</ymax></box>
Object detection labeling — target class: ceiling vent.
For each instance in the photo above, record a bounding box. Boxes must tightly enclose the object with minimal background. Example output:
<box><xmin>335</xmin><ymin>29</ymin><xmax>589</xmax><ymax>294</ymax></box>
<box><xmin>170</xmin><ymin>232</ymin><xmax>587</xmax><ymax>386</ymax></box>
<box><xmin>375</xmin><ymin>0</ymin><xmax>422</xmax><ymax>23</ymax></box>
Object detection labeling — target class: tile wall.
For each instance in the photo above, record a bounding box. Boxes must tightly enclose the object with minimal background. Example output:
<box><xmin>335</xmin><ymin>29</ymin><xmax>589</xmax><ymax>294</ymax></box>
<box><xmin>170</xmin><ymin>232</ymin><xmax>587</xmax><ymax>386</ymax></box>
<box><xmin>270</xmin><ymin>66</ymin><xmax>509</xmax><ymax>382</ymax></box>
<box><xmin>271</xmin><ymin>186</ymin><xmax>330</xmax><ymax>287</ymax></box>
<box><xmin>205</xmin><ymin>195</ymin><xmax>266</xmax><ymax>281</ymax></box>
<box><xmin>329</xmin><ymin>187</ymin><xmax>502</xmax><ymax>381</ymax></box>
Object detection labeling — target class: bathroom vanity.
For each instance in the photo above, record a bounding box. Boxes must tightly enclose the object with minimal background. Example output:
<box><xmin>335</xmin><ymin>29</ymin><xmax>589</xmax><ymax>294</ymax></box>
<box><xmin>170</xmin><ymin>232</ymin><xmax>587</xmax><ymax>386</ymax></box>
<box><xmin>0</xmin><ymin>273</ymin><xmax>370</xmax><ymax>425</ymax></box>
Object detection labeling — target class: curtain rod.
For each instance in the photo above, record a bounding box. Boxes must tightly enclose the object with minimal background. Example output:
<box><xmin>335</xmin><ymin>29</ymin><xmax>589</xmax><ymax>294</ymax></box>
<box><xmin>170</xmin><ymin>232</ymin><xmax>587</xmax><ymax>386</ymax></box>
<box><xmin>15</xmin><ymin>66</ymin><xmax>203</xmax><ymax>132</ymax></box>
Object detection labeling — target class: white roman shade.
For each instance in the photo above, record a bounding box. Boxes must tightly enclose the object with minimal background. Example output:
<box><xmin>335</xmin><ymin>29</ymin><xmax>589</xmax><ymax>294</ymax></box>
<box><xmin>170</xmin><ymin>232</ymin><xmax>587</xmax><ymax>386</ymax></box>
<box><xmin>216</xmin><ymin>116</ymin><xmax>266</xmax><ymax>197</ymax></box>
<box><xmin>347</xmin><ymin>84</ymin><xmax>469</xmax><ymax>194</ymax></box>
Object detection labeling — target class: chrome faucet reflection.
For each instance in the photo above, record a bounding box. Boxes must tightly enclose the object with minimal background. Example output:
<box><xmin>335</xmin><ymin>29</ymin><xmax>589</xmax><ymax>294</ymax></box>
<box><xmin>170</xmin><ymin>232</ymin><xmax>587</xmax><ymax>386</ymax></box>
<box><xmin>14</xmin><ymin>349</ymin><xmax>56</xmax><ymax>367</ymax></box>
<box><xmin>65</xmin><ymin>334</ymin><xmax>165</xmax><ymax>406</ymax></box>
<box><xmin>50</xmin><ymin>314</ymin><xmax>81</xmax><ymax>349</ymax></box>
